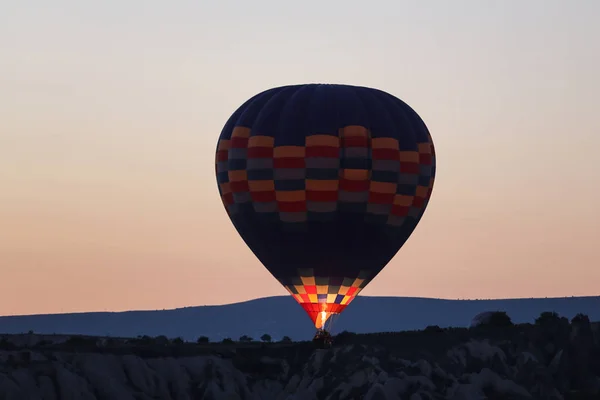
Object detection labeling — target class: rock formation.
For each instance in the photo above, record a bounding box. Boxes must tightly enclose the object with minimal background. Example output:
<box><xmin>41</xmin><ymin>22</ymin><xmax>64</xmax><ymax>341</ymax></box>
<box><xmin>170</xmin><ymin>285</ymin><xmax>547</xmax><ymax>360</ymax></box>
<box><xmin>1</xmin><ymin>316</ymin><xmax>599</xmax><ymax>399</ymax></box>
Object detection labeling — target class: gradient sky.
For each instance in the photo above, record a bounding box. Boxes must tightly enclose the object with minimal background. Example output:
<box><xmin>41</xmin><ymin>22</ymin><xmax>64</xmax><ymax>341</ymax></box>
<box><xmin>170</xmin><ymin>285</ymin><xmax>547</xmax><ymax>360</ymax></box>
<box><xmin>1</xmin><ymin>1</ymin><xmax>599</xmax><ymax>316</ymax></box>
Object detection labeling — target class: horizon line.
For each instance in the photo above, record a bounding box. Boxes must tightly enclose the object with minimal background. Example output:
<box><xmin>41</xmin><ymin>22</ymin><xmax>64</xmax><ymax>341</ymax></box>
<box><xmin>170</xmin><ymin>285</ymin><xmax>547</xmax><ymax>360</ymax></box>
<box><xmin>2</xmin><ymin>294</ymin><xmax>599</xmax><ymax>318</ymax></box>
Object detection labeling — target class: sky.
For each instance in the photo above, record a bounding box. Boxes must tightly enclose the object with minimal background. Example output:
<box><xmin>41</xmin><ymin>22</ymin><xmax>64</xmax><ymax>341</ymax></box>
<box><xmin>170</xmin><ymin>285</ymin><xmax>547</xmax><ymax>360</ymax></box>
<box><xmin>1</xmin><ymin>0</ymin><xmax>599</xmax><ymax>316</ymax></box>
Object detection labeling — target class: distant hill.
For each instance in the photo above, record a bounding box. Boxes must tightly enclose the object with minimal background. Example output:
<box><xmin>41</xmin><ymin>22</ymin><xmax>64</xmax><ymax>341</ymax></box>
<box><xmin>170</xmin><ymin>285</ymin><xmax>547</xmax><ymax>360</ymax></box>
<box><xmin>1</xmin><ymin>295</ymin><xmax>599</xmax><ymax>341</ymax></box>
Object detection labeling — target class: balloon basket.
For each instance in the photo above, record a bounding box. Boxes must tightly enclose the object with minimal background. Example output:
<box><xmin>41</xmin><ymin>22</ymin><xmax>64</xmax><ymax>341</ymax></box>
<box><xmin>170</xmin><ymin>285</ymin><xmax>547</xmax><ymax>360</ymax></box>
<box><xmin>312</xmin><ymin>329</ymin><xmax>333</xmax><ymax>349</ymax></box>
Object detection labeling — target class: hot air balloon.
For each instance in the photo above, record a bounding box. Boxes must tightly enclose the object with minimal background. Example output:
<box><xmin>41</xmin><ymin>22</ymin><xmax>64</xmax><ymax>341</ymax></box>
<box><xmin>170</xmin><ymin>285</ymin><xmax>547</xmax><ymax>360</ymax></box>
<box><xmin>215</xmin><ymin>84</ymin><xmax>436</xmax><ymax>334</ymax></box>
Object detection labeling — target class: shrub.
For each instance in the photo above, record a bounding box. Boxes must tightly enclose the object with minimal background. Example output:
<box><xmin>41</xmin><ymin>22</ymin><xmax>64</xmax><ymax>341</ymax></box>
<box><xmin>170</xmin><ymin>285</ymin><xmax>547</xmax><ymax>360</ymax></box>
<box><xmin>280</xmin><ymin>336</ymin><xmax>292</xmax><ymax>343</ymax></box>
<box><xmin>222</xmin><ymin>338</ymin><xmax>234</xmax><ymax>344</ymax></box>
<box><xmin>334</xmin><ymin>330</ymin><xmax>357</xmax><ymax>344</ymax></box>
<box><xmin>135</xmin><ymin>335</ymin><xmax>154</xmax><ymax>345</ymax></box>
<box><xmin>483</xmin><ymin>311</ymin><xmax>513</xmax><ymax>327</ymax></box>
<box><xmin>260</xmin><ymin>334</ymin><xmax>272</xmax><ymax>343</ymax></box>
<box><xmin>197</xmin><ymin>336</ymin><xmax>210</xmax><ymax>344</ymax></box>
<box><xmin>424</xmin><ymin>325</ymin><xmax>444</xmax><ymax>333</ymax></box>
<box><xmin>571</xmin><ymin>313</ymin><xmax>590</xmax><ymax>325</ymax></box>
<box><xmin>155</xmin><ymin>335</ymin><xmax>169</xmax><ymax>345</ymax></box>
<box><xmin>172</xmin><ymin>337</ymin><xmax>184</xmax><ymax>345</ymax></box>
<box><xmin>535</xmin><ymin>311</ymin><xmax>561</xmax><ymax>325</ymax></box>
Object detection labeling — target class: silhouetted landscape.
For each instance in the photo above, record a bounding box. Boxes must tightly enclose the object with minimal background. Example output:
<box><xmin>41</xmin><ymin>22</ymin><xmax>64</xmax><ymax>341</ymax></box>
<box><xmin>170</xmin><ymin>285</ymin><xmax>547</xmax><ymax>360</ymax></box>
<box><xmin>1</xmin><ymin>308</ymin><xmax>599</xmax><ymax>399</ymax></box>
<box><xmin>2</xmin><ymin>295</ymin><xmax>599</xmax><ymax>342</ymax></box>
<box><xmin>4</xmin><ymin>0</ymin><xmax>599</xmax><ymax>398</ymax></box>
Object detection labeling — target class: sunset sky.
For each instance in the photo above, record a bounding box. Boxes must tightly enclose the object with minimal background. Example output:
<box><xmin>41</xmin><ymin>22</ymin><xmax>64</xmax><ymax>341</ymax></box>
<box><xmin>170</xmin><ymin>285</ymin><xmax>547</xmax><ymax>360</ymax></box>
<box><xmin>2</xmin><ymin>1</ymin><xmax>599</xmax><ymax>316</ymax></box>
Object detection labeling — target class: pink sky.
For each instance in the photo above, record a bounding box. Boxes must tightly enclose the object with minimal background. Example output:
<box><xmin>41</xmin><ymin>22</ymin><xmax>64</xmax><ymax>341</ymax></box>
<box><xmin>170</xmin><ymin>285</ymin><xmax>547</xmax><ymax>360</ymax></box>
<box><xmin>1</xmin><ymin>1</ymin><xmax>599</xmax><ymax>316</ymax></box>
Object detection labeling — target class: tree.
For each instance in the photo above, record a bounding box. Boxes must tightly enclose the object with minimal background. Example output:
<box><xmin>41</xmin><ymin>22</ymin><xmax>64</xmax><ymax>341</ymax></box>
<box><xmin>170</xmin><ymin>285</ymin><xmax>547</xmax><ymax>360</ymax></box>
<box><xmin>172</xmin><ymin>337</ymin><xmax>184</xmax><ymax>345</ymax></box>
<box><xmin>260</xmin><ymin>334</ymin><xmax>272</xmax><ymax>343</ymax></box>
<box><xmin>222</xmin><ymin>338</ymin><xmax>234</xmax><ymax>344</ymax></box>
<box><xmin>535</xmin><ymin>311</ymin><xmax>561</xmax><ymax>325</ymax></box>
<box><xmin>280</xmin><ymin>336</ymin><xmax>292</xmax><ymax>343</ymax></box>
<box><xmin>239</xmin><ymin>335</ymin><xmax>253</xmax><ymax>342</ymax></box>
<box><xmin>571</xmin><ymin>313</ymin><xmax>590</xmax><ymax>324</ymax></box>
<box><xmin>155</xmin><ymin>335</ymin><xmax>169</xmax><ymax>345</ymax></box>
<box><xmin>424</xmin><ymin>325</ymin><xmax>444</xmax><ymax>333</ymax></box>
<box><xmin>334</xmin><ymin>330</ymin><xmax>356</xmax><ymax>345</ymax></box>
<box><xmin>136</xmin><ymin>335</ymin><xmax>153</xmax><ymax>345</ymax></box>
<box><xmin>484</xmin><ymin>311</ymin><xmax>513</xmax><ymax>327</ymax></box>
<box><xmin>197</xmin><ymin>336</ymin><xmax>209</xmax><ymax>344</ymax></box>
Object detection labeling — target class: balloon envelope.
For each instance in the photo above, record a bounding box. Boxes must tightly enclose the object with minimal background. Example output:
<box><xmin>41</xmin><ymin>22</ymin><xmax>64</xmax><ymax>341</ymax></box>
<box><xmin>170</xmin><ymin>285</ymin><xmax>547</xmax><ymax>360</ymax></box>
<box><xmin>215</xmin><ymin>84</ymin><xmax>436</xmax><ymax>328</ymax></box>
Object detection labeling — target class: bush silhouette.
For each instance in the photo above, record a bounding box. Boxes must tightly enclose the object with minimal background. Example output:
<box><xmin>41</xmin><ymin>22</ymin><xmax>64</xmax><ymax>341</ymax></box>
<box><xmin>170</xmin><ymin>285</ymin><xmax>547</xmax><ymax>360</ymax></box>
<box><xmin>260</xmin><ymin>334</ymin><xmax>272</xmax><ymax>343</ymax></box>
<box><xmin>280</xmin><ymin>336</ymin><xmax>292</xmax><ymax>343</ymax></box>
<box><xmin>172</xmin><ymin>337</ymin><xmax>184</xmax><ymax>345</ymax></box>
<box><xmin>222</xmin><ymin>338</ymin><xmax>234</xmax><ymax>344</ymax></box>
<box><xmin>424</xmin><ymin>325</ymin><xmax>444</xmax><ymax>333</ymax></box>
<box><xmin>133</xmin><ymin>335</ymin><xmax>155</xmax><ymax>345</ymax></box>
<box><xmin>239</xmin><ymin>335</ymin><xmax>253</xmax><ymax>342</ymax></box>
<box><xmin>571</xmin><ymin>313</ymin><xmax>590</xmax><ymax>324</ymax></box>
<box><xmin>155</xmin><ymin>335</ymin><xmax>169</xmax><ymax>345</ymax></box>
<box><xmin>334</xmin><ymin>330</ymin><xmax>357</xmax><ymax>344</ymax></box>
<box><xmin>535</xmin><ymin>311</ymin><xmax>561</xmax><ymax>325</ymax></box>
<box><xmin>197</xmin><ymin>336</ymin><xmax>210</xmax><ymax>344</ymax></box>
<box><xmin>478</xmin><ymin>311</ymin><xmax>513</xmax><ymax>328</ymax></box>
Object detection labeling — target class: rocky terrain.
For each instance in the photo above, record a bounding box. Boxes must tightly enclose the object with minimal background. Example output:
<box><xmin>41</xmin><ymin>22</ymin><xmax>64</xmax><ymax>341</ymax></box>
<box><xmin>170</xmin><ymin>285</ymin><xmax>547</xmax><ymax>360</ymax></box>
<box><xmin>1</xmin><ymin>313</ymin><xmax>599</xmax><ymax>399</ymax></box>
